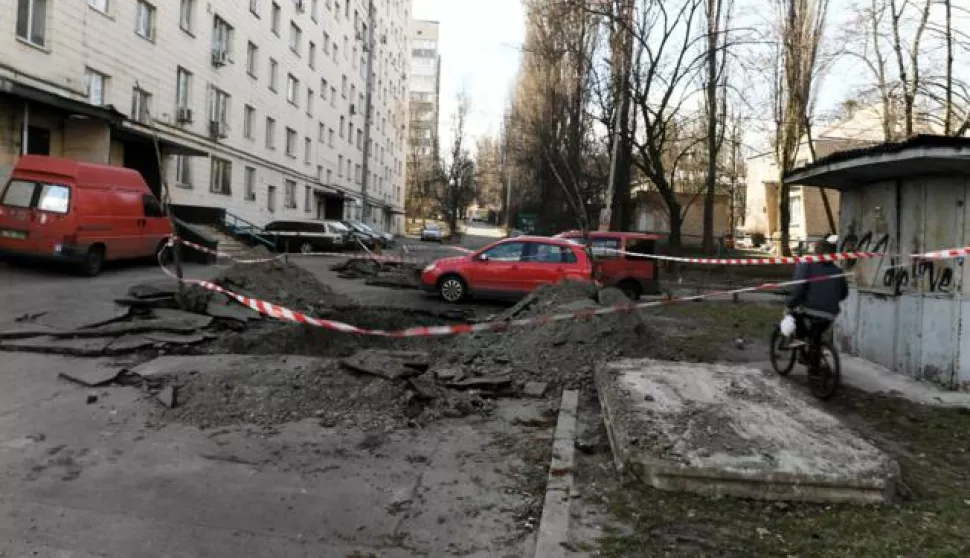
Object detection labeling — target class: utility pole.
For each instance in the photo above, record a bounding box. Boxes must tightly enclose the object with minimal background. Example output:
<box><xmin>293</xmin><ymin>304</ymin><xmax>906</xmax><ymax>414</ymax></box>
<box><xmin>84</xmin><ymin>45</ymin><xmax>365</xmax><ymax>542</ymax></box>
<box><xmin>360</xmin><ymin>0</ymin><xmax>376</xmax><ymax>228</ymax></box>
<box><xmin>502</xmin><ymin>116</ymin><xmax>513</xmax><ymax>232</ymax></box>
<box><xmin>599</xmin><ymin>0</ymin><xmax>632</xmax><ymax>231</ymax></box>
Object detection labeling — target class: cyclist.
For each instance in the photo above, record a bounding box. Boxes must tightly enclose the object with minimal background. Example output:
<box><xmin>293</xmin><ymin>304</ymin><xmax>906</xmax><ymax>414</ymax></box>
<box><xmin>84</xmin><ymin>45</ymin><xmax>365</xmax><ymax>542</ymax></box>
<box><xmin>785</xmin><ymin>235</ymin><xmax>849</xmax><ymax>368</ymax></box>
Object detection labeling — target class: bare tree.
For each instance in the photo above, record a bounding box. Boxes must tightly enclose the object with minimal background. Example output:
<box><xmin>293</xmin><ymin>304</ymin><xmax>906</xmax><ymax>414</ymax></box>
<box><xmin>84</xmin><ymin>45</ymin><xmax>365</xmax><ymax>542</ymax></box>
<box><xmin>702</xmin><ymin>0</ymin><xmax>734</xmax><ymax>253</ymax></box>
<box><xmin>434</xmin><ymin>94</ymin><xmax>477</xmax><ymax>240</ymax></box>
<box><xmin>771</xmin><ymin>0</ymin><xmax>830</xmax><ymax>256</ymax></box>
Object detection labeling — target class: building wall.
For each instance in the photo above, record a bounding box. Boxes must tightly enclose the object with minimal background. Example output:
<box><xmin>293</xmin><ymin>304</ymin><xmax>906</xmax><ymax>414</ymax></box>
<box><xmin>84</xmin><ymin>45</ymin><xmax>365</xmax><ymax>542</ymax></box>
<box><xmin>0</xmin><ymin>0</ymin><xmax>411</xmax><ymax>232</ymax></box>
<box><xmin>835</xmin><ymin>175</ymin><xmax>970</xmax><ymax>390</ymax></box>
<box><xmin>633</xmin><ymin>191</ymin><xmax>730</xmax><ymax>241</ymax></box>
<box><xmin>408</xmin><ymin>19</ymin><xmax>439</xmax><ymax>159</ymax></box>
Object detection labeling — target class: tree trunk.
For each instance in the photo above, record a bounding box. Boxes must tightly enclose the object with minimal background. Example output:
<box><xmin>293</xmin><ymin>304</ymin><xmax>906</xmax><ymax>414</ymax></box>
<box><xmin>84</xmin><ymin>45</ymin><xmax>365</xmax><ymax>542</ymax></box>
<box><xmin>778</xmin><ymin>177</ymin><xmax>791</xmax><ymax>256</ymax></box>
<box><xmin>668</xmin><ymin>202</ymin><xmax>684</xmax><ymax>253</ymax></box>
<box><xmin>702</xmin><ymin>0</ymin><xmax>719</xmax><ymax>254</ymax></box>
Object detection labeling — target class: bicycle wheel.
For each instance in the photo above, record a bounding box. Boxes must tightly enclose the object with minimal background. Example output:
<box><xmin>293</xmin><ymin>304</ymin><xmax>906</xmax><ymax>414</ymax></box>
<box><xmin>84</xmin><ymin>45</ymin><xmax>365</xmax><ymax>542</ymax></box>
<box><xmin>769</xmin><ymin>327</ymin><xmax>797</xmax><ymax>376</ymax></box>
<box><xmin>808</xmin><ymin>340</ymin><xmax>841</xmax><ymax>400</ymax></box>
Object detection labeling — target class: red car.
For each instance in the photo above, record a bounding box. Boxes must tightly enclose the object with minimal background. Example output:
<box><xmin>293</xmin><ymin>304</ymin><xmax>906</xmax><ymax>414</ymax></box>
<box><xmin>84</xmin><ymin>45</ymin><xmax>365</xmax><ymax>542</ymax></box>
<box><xmin>420</xmin><ymin>236</ymin><xmax>593</xmax><ymax>302</ymax></box>
<box><xmin>555</xmin><ymin>231</ymin><xmax>661</xmax><ymax>299</ymax></box>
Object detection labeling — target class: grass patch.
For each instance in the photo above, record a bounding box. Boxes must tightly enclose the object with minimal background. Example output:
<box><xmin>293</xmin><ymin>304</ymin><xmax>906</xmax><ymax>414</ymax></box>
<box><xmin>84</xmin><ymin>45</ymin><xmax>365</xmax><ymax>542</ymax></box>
<box><xmin>594</xmin><ymin>390</ymin><xmax>970</xmax><ymax>557</ymax></box>
<box><xmin>641</xmin><ymin>302</ymin><xmax>781</xmax><ymax>362</ymax></box>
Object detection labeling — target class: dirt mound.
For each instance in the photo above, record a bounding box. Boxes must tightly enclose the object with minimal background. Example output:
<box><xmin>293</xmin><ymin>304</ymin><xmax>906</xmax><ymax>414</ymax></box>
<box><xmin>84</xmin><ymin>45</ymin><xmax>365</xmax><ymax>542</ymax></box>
<box><xmin>162</xmin><ymin>357</ymin><xmax>413</xmax><ymax>430</ymax></box>
<box><xmin>215</xmin><ymin>259</ymin><xmax>345</xmax><ymax>313</ymax></box>
<box><xmin>434</xmin><ymin>280</ymin><xmax>653</xmax><ymax>391</ymax></box>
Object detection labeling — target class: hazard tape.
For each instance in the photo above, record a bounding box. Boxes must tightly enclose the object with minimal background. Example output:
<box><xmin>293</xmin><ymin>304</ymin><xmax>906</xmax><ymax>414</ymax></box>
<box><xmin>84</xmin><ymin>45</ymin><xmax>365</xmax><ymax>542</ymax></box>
<box><xmin>606</xmin><ymin>245</ymin><xmax>970</xmax><ymax>266</ymax></box>
<box><xmin>158</xmin><ymin>244</ymin><xmax>856</xmax><ymax>338</ymax></box>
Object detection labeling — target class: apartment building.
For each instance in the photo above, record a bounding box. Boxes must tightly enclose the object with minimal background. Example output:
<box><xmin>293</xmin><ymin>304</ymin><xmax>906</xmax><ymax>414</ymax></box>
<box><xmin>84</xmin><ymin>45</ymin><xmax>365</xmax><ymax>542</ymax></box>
<box><xmin>408</xmin><ymin>19</ymin><xmax>439</xmax><ymax>159</ymax></box>
<box><xmin>1</xmin><ymin>0</ymin><xmax>411</xmax><ymax>233</ymax></box>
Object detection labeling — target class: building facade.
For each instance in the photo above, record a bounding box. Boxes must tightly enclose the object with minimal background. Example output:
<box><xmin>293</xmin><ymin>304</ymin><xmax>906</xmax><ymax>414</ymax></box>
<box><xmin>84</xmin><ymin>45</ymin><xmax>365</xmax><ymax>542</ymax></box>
<box><xmin>1</xmin><ymin>0</ymin><xmax>411</xmax><ymax>233</ymax></box>
<box><xmin>408</xmin><ymin>19</ymin><xmax>439</xmax><ymax>160</ymax></box>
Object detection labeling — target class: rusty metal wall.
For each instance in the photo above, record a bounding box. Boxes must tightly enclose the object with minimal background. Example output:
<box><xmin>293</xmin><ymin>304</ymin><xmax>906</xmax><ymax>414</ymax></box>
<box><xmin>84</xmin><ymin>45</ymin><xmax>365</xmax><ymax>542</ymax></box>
<box><xmin>835</xmin><ymin>176</ymin><xmax>968</xmax><ymax>389</ymax></box>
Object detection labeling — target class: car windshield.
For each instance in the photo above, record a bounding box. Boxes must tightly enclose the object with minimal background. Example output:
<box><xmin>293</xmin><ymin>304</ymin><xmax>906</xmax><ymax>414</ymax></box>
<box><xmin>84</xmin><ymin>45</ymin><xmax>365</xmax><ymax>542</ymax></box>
<box><xmin>328</xmin><ymin>221</ymin><xmax>349</xmax><ymax>232</ymax></box>
<box><xmin>425</xmin><ymin>224</ymin><xmax>440</xmax><ymax>230</ymax></box>
<box><xmin>1</xmin><ymin>179</ymin><xmax>70</xmax><ymax>213</ymax></box>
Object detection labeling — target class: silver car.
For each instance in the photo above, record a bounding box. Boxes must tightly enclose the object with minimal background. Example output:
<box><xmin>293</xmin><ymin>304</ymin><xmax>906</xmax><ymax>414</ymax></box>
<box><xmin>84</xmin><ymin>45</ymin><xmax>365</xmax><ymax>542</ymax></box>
<box><xmin>420</xmin><ymin>223</ymin><xmax>443</xmax><ymax>242</ymax></box>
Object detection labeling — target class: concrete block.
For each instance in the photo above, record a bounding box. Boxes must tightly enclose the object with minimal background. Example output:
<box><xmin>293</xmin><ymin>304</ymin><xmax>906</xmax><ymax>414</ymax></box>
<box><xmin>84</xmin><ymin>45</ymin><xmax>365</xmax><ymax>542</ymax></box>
<box><xmin>595</xmin><ymin>359</ymin><xmax>899</xmax><ymax>504</ymax></box>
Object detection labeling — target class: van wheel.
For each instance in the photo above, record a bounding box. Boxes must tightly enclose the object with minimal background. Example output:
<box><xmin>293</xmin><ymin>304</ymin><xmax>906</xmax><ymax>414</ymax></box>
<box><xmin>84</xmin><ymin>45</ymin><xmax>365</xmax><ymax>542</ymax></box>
<box><xmin>80</xmin><ymin>246</ymin><xmax>105</xmax><ymax>277</ymax></box>
<box><xmin>618</xmin><ymin>280</ymin><xmax>642</xmax><ymax>301</ymax></box>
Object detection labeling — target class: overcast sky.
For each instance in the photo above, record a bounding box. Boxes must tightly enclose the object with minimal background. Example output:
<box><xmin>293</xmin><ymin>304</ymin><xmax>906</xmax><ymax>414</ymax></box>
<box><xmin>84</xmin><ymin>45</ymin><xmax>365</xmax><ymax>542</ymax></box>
<box><xmin>412</xmin><ymin>0</ymin><xmax>525</xmax><ymax>151</ymax></box>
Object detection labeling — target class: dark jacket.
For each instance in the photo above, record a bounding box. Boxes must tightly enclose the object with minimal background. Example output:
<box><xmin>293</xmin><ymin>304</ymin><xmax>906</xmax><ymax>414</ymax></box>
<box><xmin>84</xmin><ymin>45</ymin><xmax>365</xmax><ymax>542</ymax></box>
<box><xmin>787</xmin><ymin>261</ymin><xmax>849</xmax><ymax>319</ymax></box>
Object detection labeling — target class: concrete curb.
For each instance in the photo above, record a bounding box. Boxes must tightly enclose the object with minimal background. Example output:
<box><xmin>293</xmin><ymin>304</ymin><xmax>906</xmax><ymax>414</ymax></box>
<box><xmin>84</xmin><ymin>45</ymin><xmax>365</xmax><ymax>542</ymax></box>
<box><xmin>534</xmin><ymin>389</ymin><xmax>579</xmax><ymax>558</ymax></box>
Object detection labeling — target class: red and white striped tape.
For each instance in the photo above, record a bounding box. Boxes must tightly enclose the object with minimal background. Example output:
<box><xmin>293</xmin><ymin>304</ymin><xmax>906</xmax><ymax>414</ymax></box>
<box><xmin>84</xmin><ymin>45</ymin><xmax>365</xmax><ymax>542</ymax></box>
<box><xmin>158</xmin><ymin>245</ymin><xmax>851</xmax><ymax>338</ymax></box>
<box><xmin>608</xmin><ymin>246</ymin><xmax>970</xmax><ymax>265</ymax></box>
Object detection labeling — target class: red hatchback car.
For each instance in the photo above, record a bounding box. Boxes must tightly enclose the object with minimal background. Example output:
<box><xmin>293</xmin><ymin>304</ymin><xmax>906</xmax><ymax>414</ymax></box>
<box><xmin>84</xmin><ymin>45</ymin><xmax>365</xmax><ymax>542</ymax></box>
<box><xmin>420</xmin><ymin>236</ymin><xmax>593</xmax><ymax>302</ymax></box>
<box><xmin>555</xmin><ymin>231</ymin><xmax>661</xmax><ymax>299</ymax></box>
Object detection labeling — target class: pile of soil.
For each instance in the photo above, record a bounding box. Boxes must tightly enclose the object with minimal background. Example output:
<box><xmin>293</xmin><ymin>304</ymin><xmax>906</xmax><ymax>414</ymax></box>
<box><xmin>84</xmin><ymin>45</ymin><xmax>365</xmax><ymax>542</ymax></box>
<box><xmin>215</xmin><ymin>259</ymin><xmax>346</xmax><ymax>313</ymax></box>
<box><xmin>433</xmin><ymin>281</ymin><xmax>655</xmax><ymax>391</ymax></box>
<box><xmin>162</xmin><ymin>357</ymin><xmax>413</xmax><ymax>431</ymax></box>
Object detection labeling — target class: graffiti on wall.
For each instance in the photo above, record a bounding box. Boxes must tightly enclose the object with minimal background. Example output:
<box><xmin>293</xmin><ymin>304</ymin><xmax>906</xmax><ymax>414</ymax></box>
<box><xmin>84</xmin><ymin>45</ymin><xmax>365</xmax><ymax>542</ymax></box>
<box><xmin>840</xmin><ymin>230</ymin><xmax>959</xmax><ymax>295</ymax></box>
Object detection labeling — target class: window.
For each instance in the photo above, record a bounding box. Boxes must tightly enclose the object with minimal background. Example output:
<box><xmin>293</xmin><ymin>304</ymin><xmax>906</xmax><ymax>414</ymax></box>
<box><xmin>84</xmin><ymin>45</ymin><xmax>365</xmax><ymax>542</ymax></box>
<box><xmin>311</xmin><ymin>0</ymin><xmax>319</xmax><ymax>21</ymax></box>
<box><xmin>330</xmin><ymin>87</ymin><xmax>336</xmax><ymax>106</ymax></box>
<box><xmin>323</xmin><ymin>33</ymin><xmax>330</xmax><ymax>53</ymax></box>
<box><xmin>321</xmin><ymin>79</ymin><xmax>329</xmax><ymax>99</ymax></box>
<box><xmin>347</xmin><ymin>122</ymin><xmax>353</xmax><ymax>143</ymax></box>
<box><xmin>307</xmin><ymin>89</ymin><xmax>314</xmax><ymax>116</ymax></box>
<box><xmin>179</xmin><ymin>0</ymin><xmax>194</xmax><ymax>33</ymax></box>
<box><xmin>89</xmin><ymin>0</ymin><xmax>108</xmax><ymax>14</ymax></box>
<box><xmin>209</xmin><ymin>86</ymin><xmax>230</xmax><ymax>126</ymax></box>
<box><xmin>244</xmin><ymin>166</ymin><xmax>256</xmax><ymax>200</ymax></box>
<box><xmin>84</xmin><ymin>69</ymin><xmax>107</xmax><ymax>105</ymax></box>
<box><xmin>350</xmin><ymin>84</ymin><xmax>356</xmax><ymax>102</ymax></box>
<box><xmin>338</xmin><ymin>155</ymin><xmax>343</xmax><ymax>176</ymax></box>
<box><xmin>328</xmin><ymin>128</ymin><xmax>334</xmax><ymax>147</ymax></box>
<box><xmin>268</xmin><ymin>185</ymin><xmax>277</xmax><ymax>212</ymax></box>
<box><xmin>250</xmin><ymin>0</ymin><xmax>259</xmax><ymax>16</ymax></box>
<box><xmin>285</xmin><ymin>127</ymin><xmax>297</xmax><ymax>157</ymax></box>
<box><xmin>131</xmin><ymin>87</ymin><xmax>152</xmax><ymax>123</ymax></box>
<box><xmin>17</xmin><ymin>0</ymin><xmax>48</xmax><ymax>47</ymax></box>
<box><xmin>482</xmin><ymin>242</ymin><xmax>524</xmax><ymax>262</ymax></box>
<box><xmin>789</xmin><ymin>194</ymin><xmax>803</xmax><ymax>227</ymax></box>
<box><xmin>284</xmin><ymin>179</ymin><xmax>297</xmax><ymax>208</ymax></box>
<box><xmin>529</xmin><ymin>243</ymin><xmax>577</xmax><ymax>264</ymax></box>
<box><xmin>316</xmin><ymin>165</ymin><xmax>323</xmax><ymax>180</ymax></box>
<box><xmin>304</xmin><ymin>185</ymin><xmax>311</xmax><ymax>212</ymax></box>
<box><xmin>339</xmin><ymin>116</ymin><xmax>345</xmax><ymax>137</ymax></box>
<box><xmin>326</xmin><ymin>169</ymin><xmax>332</xmax><ymax>184</ymax></box>
<box><xmin>352</xmin><ymin>47</ymin><xmax>357</xmax><ymax>69</ymax></box>
<box><xmin>590</xmin><ymin>237</ymin><xmax>621</xmax><ymax>259</ymax></box>
<box><xmin>286</xmin><ymin>74</ymin><xmax>299</xmax><ymax>105</ymax></box>
<box><xmin>308</xmin><ymin>41</ymin><xmax>316</xmax><ymax>69</ymax></box>
<box><xmin>265</xmin><ymin>117</ymin><xmax>276</xmax><ymax>148</ymax></box>
<box><xmin>174</xmin><ymin>155</ymin><xmax>192</xmax><ymax>187</ymax></box>
<box><xmin>243</xmin><ymin>105</ymin><xmax>255</xmax><ymax>139</ymax></box>
<box><xmin>625</xmin><ymin>239</ymin><xmax>656</xmax><ymax>259</ymax></box>
<box><xmin>289</xmin><ymin>22</ymin><xmax>301</xmax><ymax>55</ymax></box>
<box><xmin>356</xmin><ymin>129</ymin><xmax>362</xmax><ymax>149</ymax></box>
<box><xmin>210</xmin><ymin>157</ymin><xmax>232</xmax><ymax>195</ymax></box>
<box><xmin>341</xmin><ymin>75</ymin><xmax>348</xmax><ymax>97</ymax></box>
<box><xmin>135</xmin><ymin>1</ymin><xmax>155</xmax><ymax>40</ymax></box>
<box><xmin>213</xmin><ymin>16</ymin><xmax>233</xmax><ymax>56</ymax></box>
<box><xmin>268</xmin><ymin>58</ymin><xmax>279</xmax><ymax>91</ymax></box>
<box><xmin>304</xmin><ymin>137</ymin><xmax>312</xmax><ymax>164</ymax></box>
<box><xmin>246</xmin><ymin>42</ymin><xmax>258</xmax><ymax>76</ymax></box>
<box><xmin>271</xmin><ymin>2</ymin><xmax>281</xmax><ymax>35</ymax></box>
<box><xmin>354</xmin><ymin>164</ymin><xmax>360</xmax><ymax>183</ymax></box>
<box><xmin>175</xmin><ymin>75</ymin><xmax>199</xmax><ymax>116</ymax></box>
<box><xmin>143</xmin><ymin>194</ymin><xmax>164</xmax><ymax>218</ymax></box>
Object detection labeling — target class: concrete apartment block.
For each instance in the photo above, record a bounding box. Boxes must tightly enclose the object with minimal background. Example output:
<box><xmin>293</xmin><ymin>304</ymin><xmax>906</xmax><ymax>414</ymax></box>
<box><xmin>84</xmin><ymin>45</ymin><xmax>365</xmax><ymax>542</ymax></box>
<box><xmin>1</xmin><ymin>0</ymin><xmax>412</xmax><ymax>233</ymax></box>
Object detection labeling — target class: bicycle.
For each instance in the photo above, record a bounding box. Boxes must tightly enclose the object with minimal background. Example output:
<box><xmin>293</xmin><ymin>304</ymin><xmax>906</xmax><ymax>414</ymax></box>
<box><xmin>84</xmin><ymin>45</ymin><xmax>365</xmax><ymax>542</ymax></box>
<box><xmin>769</xmin><ymin>314</ymin><xmax>842</xmax><ymax>400</ymax></box>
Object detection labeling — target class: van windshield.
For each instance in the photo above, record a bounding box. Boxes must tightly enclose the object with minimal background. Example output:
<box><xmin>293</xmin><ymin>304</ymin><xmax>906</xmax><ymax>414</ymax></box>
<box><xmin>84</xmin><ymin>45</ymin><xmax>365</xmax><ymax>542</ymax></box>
<box><xmin>1</xmin><ymin>180</ymin><xmax>71</xmax><ymax>213</ymax></box>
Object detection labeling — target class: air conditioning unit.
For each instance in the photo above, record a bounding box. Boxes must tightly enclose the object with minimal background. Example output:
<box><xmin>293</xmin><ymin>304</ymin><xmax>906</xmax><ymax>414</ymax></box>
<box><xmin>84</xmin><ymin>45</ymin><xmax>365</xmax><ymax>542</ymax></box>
<box><xmin>209</xmin><ymin>120</ymin><xmax>228</xmax><ymax>138</ymax></box>
<box><xmin>176</xmin><ymin>107</ymin><xmax>193</xmax><ymax>123</ymax></box>
<box><xmin>211</xmin><ymin>49</ymin><xmax>229</xmax><ymax>67</ymax></box>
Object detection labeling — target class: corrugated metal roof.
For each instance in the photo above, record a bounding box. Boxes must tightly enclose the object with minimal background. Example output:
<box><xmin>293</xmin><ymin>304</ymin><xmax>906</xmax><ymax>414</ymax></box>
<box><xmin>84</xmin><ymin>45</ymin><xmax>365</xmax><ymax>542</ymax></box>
<box><xmin>785</xmin><ymin>134</ymin><xmax>970</xmax><ymax>179</ymax></box>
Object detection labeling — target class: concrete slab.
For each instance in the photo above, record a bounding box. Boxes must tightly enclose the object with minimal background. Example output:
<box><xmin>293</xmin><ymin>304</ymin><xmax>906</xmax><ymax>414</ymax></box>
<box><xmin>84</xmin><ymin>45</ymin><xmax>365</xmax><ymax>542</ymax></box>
<box><xmin>534</xmin><ymin>390</ymin><xmax>579</xmax><ymax>558</ymax></box>
<box><xmin>34</xmin><ymin>303</ymin><xmax>129</xmax><ymax>331</ymax></box>
<box><xmin>595</xmin><ymin>359</ymin><xmax>899</xmax><ymax>504</ymax></box>
<box><xmin>149</xmin><ymin>309</ymin><xmax>214</xmax><ymax>329</ymax></box>
<box><xmin>58</xmin><ymin>361</ymin><xmax>123</xmax><ymax>387</ymax></box>
<box><xmin>0</xmin><ymin>336</ymin><xmax>115</xmax><ymax>356</ymax></box>
<box><xmin>130</xmin><ymin>354</ymin><xmax>328</xmax><ymax>380</ymax></box>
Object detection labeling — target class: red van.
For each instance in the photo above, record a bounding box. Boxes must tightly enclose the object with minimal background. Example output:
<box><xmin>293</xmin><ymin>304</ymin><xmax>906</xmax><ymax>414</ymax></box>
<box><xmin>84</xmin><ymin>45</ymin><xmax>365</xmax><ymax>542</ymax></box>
<box><xmin>0</xmin><ymin>155</ymin><xmax>172</xmax><ymax>276</ymax></box>
<box><xmin>555</xmin><ymin>231</ymin><xmax>661</xmax><ymax>299</ymax></box>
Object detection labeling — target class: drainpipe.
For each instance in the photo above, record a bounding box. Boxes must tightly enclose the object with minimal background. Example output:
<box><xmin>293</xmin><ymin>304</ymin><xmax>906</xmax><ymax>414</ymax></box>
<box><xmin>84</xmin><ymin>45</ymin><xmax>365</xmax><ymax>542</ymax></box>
<box><xmin>21</xmin><ymin>101</ymin><xmax>29</xmax><ymax>155</ymax></box>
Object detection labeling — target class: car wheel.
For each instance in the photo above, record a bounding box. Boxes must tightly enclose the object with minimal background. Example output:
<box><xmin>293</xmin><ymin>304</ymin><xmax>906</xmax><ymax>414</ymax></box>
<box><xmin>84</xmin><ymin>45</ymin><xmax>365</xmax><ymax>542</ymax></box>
<box><xmin>80</xmin><ymin>245</ymin><xmax>105</xmax><ymax>277</ymax></box>
<box><xmin>618</xmin><ymin>280</ymin><xmax>642</xmax><ymax>301</ymax></box>
<box><xmin>438</xmin><ymin>275</ymin><xmax>466</xmax><ymax>303</ymax></box>
<box><xmin>299</xmin><ymin>241</ymin><xmax>314</xmax><ymax>254</ymax></box>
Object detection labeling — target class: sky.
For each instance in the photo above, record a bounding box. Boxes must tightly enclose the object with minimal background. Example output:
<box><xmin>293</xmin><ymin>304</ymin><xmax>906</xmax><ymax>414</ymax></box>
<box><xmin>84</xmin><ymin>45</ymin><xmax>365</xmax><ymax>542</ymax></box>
<box><xmin>411</xmin><ymin>0</ymin><xmax>526</xmax><ymax>152</ymax></box>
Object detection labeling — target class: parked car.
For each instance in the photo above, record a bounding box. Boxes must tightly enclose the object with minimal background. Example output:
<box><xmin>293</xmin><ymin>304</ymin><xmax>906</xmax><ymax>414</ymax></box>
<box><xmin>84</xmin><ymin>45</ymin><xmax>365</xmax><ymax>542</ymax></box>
<box><xmin>506</xmin><ymin>229</ymin><xmax>524</xmax><ymax>238</ymax></box>
<box><xmin>0</xmin><ymin>155</ymin><xmax>172</xmax><ymax>276</ymax></box>
<box><xmin>420</xmin><ymin>223</ymin><xmax>444</xmax><ymax>242</ymax></box>
<box><xmin>262</xmin><ymin>220</ymin><xmax>350</xmax><ymax>253</ymax></box>
<box><xmin>554</xmin><ymin>230</ymin><xmax>661</xmax><ymax>299</ymax></box>
<box><xmin>362</xmin><ymin>222</ymin><xmax>396</xmax><ymax>247</ymax></box>
<box><xmin>420</xmin><ymin>236</ymin><xmax>593</xmax><ymax>303</ymax></box>
<box><xmin>342</xmin><ymin>220</ymin><xmax>381</xmax><ymax>249</ymax></box>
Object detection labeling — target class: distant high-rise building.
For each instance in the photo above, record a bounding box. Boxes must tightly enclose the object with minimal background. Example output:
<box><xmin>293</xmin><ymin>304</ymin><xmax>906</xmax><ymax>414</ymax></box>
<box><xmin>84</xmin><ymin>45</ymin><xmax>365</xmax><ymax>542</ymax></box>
<box><xmin>408</xmin><ymin>20</ymin><xmax>440</xmax><ymax>161</ymax></box>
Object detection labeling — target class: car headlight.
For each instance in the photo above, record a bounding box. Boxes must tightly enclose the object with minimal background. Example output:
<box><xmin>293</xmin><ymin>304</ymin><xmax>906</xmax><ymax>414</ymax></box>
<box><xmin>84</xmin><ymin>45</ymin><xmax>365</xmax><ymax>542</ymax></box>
<box><xmin>423</xmin><ymin>263</ymin><xmax>437</xmax><ymax>273</ymax></box>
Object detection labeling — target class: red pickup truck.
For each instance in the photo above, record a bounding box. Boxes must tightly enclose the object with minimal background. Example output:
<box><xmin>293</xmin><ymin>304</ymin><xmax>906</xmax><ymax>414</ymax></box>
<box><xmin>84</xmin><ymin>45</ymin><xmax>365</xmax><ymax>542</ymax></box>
<box><xmin>554</xmin><ymin>231</ymin><xmax>661</xmax><ymax>299</ymax></box>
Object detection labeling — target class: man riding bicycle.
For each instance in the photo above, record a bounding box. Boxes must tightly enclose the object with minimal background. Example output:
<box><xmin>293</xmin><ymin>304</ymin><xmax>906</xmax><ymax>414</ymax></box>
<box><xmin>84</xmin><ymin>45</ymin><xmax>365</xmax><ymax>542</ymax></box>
<box><xmin>785</xmin><ymin>235</ymin><xmax>849</xmax><ymax>369</ymax></box>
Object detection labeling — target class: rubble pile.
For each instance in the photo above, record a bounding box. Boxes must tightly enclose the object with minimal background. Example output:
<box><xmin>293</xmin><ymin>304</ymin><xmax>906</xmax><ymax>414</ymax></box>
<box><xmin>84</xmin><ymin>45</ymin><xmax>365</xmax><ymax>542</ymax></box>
<box><xmin>215</xmin><ymin>259</ymin><xmax>346</xmax><ymax>313</ymax></box>
<box><xmin>330</xmin><ymin>256</ymin><xmax>422</xmax><ymax>289</ymax></box>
